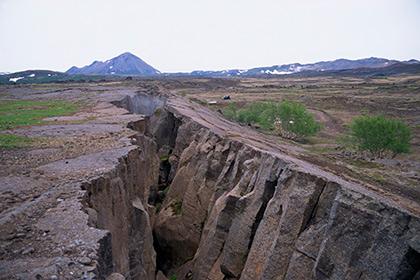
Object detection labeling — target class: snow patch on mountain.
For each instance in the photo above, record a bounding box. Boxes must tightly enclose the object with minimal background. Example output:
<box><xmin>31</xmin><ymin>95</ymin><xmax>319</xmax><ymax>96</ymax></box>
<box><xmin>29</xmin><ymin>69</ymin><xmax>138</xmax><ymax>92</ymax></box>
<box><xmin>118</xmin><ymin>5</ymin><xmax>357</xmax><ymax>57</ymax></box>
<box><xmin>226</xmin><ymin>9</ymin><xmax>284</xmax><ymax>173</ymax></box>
<box><xmin>9</xmin><ymin>77</ymin><xmax>24</xmax><ymax>82</ymax></box>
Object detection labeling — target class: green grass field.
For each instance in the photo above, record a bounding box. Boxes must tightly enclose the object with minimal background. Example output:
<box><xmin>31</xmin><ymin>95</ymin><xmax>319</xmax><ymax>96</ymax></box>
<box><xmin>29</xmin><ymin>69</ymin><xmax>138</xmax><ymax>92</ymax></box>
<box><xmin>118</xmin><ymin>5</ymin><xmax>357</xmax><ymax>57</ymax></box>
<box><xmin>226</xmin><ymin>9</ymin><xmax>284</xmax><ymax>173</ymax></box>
<box><xmin>0</xmin><ymin>134</ymin><xmax>32</xmax><ymax>149</ymax></box>
<box><xmin>0</xmin><ymin>99</ymin><xmax>78</xmax><ymax>131</ymax></box>
<box><xmin>0</xmin><ymin>99</ymin><xmax>79</xmax><ymax>148</ymax></box>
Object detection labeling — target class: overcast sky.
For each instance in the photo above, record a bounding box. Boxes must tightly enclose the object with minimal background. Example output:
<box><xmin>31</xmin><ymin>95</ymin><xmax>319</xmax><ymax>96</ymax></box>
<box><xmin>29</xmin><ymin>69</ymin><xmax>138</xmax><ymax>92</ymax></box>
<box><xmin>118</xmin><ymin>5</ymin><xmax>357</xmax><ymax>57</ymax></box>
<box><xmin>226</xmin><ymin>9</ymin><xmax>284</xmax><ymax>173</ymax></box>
<box><xmin>0</xmin><ymin>0</ymin><xmax>419</xmax><ymax>73</ymax></box>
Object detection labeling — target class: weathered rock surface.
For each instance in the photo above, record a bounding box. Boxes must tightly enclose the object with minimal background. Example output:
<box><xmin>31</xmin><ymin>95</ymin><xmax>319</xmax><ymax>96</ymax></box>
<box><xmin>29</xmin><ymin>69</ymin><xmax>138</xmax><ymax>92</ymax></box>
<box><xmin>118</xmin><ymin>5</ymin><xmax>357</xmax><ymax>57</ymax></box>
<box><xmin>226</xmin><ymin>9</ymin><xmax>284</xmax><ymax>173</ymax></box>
<box><xmin>1</xmin><ymin>89</ymin><xmax>419</xmax><ymax>280</ymax></box>
<box><xmin>145</xmin><ymin>95</ymin><xmax>420</xmax><ymax>280</ymax></box>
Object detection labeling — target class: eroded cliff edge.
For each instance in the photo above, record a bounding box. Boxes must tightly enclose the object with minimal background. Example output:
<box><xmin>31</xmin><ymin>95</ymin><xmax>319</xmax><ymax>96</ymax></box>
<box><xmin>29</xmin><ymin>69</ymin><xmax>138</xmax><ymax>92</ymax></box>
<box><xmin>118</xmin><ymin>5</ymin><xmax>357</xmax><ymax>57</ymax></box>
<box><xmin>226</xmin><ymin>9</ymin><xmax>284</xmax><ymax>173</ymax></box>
<box><xmin>95</xmin><ymin>93</ymin><xmax>419</xmax><ymax>280</ymax></box>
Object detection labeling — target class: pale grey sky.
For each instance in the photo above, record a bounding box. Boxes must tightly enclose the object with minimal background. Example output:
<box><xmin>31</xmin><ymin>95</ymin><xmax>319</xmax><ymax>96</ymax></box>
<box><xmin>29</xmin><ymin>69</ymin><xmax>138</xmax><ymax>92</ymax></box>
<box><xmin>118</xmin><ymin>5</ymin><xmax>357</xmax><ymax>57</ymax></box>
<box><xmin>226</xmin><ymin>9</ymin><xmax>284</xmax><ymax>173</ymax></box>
<box><xmin>0</xmin><ymin>0</ymin><xmax>419</xmax><ymax>73</ymax></box>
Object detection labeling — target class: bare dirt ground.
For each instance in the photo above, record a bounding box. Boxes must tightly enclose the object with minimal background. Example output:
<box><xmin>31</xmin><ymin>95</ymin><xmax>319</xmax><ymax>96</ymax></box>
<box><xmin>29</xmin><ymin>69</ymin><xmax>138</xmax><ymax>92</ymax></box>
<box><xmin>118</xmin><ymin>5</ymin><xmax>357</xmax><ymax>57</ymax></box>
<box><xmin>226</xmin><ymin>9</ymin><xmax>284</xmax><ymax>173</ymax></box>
<box><xmin>0</xmin><ymin>82</ymin><xmax>147</xmax><ymax>279</ymax></box>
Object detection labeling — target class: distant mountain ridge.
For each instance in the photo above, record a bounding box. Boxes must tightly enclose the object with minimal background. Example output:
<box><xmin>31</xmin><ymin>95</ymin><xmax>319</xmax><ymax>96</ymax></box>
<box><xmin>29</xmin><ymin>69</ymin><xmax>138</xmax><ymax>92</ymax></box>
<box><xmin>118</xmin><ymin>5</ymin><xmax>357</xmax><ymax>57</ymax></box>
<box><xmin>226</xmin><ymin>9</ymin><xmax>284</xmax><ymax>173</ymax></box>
<box><xmin>2</xmin><ymin>55</ymin><xmax>420</xmax><ymax>84</ymax></box>
<box><xmin>66</xmin><ymin>52</ymin><xmax>160</xmax><ymax>76</ymax></box>
<box><xmin>65</xmin><ymin>53</ymin><xmax>419</xmax><ymax>77</ymax></box>
<box><xmin>168</xmin><ymin>57</ymin><xmax>419</xmax><ymax>77</ymax></box>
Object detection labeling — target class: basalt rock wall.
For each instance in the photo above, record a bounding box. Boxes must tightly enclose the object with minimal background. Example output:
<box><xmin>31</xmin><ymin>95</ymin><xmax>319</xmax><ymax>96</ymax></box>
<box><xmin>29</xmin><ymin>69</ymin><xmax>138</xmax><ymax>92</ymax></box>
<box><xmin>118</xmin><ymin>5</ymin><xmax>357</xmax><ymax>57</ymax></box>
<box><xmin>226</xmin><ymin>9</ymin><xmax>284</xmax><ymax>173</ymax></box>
<box><xmin>151</xmin><ymin>107</ymin><xmax>420</xmax><ymax>280</ymax></box>
<box><xmin>87</xmin><ymin>94</ymin><xmax>420</xmax><ymax>280</ymax></box>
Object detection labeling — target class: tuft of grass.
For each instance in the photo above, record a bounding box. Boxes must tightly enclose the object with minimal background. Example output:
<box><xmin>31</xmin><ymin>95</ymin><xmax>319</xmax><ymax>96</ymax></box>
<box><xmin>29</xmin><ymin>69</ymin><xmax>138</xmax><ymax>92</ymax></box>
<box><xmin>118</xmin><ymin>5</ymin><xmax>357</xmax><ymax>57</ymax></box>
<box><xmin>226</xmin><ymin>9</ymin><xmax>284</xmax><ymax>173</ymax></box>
<box><xmin>160</xmin><ymin>155</ymin><xmax>170</xmax><ymax>161</ymax></box>
<box><xmin>170</xmin><ymin>200</ymin><xmax>183</xmax><ymax>215</ymax></box>
<box><xmin>155</xmin><ymin>202</ymin><xmax>162</xmax><ymax>213</ymax></box>
<box><xmin>162</xmin><ymin>186</ymin><xmax>170</xmax><ymax>196</ymax></box>
<box><xmin>307</xmin><ymin>145</ymin><xmax>335</xmax><ymax>154</ymax></box>
<box><xmin>346</xmin><ymin>159</ymin><xmax>382</xmax><ymax>169</ymax></box>
<box><xmin>367</xmin><ymin>171</ymin><xmax>387</xmax><ymax>183</ymax></box>
<box><xmin>154</xmin><ymin>108</ymin><xmax>162</xmax><ymax>117</ymax></box>
<box><xmin>189</xmin><ymin>97</ymin><xmax>207</xmax><ymax>106</ymax></box>
<box><xmin>0</xmin><ymin>134</ymin><xmax>32</xmax><ymax>149</ymax></box>
<box><xmin>0</xmin><ymin>99</ymin><xmax>79</xmax><ymax>131</ymax></box>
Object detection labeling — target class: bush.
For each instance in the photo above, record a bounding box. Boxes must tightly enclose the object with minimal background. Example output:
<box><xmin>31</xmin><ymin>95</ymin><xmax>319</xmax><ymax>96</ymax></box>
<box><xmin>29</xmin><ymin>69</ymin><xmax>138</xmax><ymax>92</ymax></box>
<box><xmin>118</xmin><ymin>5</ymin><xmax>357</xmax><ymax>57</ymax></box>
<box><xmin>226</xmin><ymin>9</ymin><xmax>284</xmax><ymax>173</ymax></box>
<box><xmin>349</xmin><ymin>115</ymin><xmax>411</xmax><ymax>157</ymax></box>
<box><xmin>222</xmin><ymin>103</ymin><xmax>239</xmax><ymax>120</ymax></box>
<box><xmin>222</xmin><ymin>101</ymin><xmax>321</xmax><ymax>139</ymax></box>
<box><xmin>276</xmin><ymin>101</ymin><xmax>321</xmax><ymax>138</ymax></box>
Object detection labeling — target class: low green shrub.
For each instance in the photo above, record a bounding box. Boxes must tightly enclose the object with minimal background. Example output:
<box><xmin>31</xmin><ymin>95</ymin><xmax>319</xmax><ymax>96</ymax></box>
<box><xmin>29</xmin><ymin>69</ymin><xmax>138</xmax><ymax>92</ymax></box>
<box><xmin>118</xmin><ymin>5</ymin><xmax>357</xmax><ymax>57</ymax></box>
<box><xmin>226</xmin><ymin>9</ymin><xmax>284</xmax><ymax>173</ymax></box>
<box><xmin>349</xmin><ymin>115</ymin><xmax>411</xmax><ymax>157</ymax></box>
<box><xmin>275</xmin><ymin>101</ymin><xmax>321</xmax><ymax>137</ymax></box>
<box><xmin>222</xmin><ymin>100</ymin><xmax>320</xmax><ymax>139</ymax></box>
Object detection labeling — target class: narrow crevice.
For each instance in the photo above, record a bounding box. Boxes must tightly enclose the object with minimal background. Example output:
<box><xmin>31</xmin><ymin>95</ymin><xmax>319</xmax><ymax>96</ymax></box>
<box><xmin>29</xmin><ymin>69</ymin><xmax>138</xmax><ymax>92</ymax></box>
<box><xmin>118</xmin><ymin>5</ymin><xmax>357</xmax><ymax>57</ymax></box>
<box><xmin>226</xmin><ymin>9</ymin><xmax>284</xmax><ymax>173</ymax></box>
<box><xmin>148</xmin><ymin>156</ymin><xmax>172</xmax><ymax>210</ymax></box>
<box><xmin>150</xmin><ymin>155</ymin><xmax>176</xmax><ymax>275</ymax></box>
<box><xmin>153</xmin><ymin>111</ymin><xmax>182</xmax><ymax>152</ymax></box>
<box><xmin>153</xmin><ymin>231</ymin><xmax>171</xmax><ymax>274</ymax></box>
<box><xmin>247</xmin><ymin>178</ymin><xmax>278</xmax><ymax>252</ymax></box>
<box><xmin>299</xmin><ymin>180</ymin><xmax>328</xmax><ymax>234</ymax></box>
<box><xmin>295</xmin><ymin>248</ymin><xmax>317</xmax><ymax>262</ymax></box>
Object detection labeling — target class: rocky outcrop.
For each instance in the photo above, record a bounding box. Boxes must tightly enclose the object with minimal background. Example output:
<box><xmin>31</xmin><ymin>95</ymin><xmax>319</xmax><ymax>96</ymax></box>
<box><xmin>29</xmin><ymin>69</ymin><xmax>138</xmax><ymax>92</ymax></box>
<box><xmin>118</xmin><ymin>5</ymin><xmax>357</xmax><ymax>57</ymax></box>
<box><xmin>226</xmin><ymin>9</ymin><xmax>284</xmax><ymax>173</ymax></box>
<box><xmin>81</xmin><ymin>137</ymin><xmax>160</xmax><ymax>279</ymax></box>
<box><xmin>126</xmin><ymin>95</ymin><xmax>420</xmax><ymax>280</ymax></box>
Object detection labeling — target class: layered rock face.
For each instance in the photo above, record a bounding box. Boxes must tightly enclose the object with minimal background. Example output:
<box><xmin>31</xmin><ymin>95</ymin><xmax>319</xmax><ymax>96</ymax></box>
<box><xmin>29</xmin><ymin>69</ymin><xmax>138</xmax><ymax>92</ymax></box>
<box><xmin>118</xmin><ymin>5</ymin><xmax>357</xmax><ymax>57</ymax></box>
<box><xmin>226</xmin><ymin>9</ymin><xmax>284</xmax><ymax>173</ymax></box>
<box><xmin>151</xmin><ymin>109</ymin><xmax>419</xmax><ymax>279</ymax></box>
<box><xmin>84</xmin><ymin>94</ymin><xmax>420</xmax><ymax>279</ymax></box>
<box><xmin>82</xmin><ymin>138</ymin><xmax>159</xmax><ymax>279</ymax></box>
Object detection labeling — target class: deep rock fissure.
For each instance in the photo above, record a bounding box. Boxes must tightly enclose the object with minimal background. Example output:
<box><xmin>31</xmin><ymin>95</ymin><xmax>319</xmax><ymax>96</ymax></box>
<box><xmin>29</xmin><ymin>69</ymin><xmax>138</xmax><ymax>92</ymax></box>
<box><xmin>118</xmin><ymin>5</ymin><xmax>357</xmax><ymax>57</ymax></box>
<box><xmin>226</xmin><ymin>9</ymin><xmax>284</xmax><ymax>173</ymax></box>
<box><xmin>81</xmin><ymin>94</ymin><xmax>420</xmax><ymax>280</ymax></box>
<box><xmin>395</xmin><ymin>247</ymin><xmax>420</xmax><ymax>280</ymax></box>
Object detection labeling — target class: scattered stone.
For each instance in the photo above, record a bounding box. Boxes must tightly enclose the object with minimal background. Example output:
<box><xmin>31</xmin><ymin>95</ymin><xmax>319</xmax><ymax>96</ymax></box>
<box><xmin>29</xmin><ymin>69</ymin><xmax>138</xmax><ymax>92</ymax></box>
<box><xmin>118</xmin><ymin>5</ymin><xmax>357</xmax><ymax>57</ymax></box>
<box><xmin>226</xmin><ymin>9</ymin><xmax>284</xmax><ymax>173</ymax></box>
<box><xmin>106</xmin><ymin>273</ymin><xmax>125</xmax><ymax>280</ymax></box>
<box><xmin>77</xmin><ymin>256</ymin><xmax>92</xmax><ymax>265</ymax></box>
<box><xmin>52</xmin><ymin>247</ymin><xmax>63</xmax><ymax>255</ymax></box>
<box><xmin>86</xmin><ymin>208</ymin><xmax>98</xmax><ymax>226</ymax></box>
<box><xmin>82</xmin><ymin>271</ymin><xmax>96</xmax><ymax>280</ymax></box>
<box><xmin>22</xmin><ymin>247</ymin><xmax>34</xmax><ymax>255</ymax></box>
<box><xmin>64</xmin><ymin>246</ymin><xmax>76</xmax><ymax>254</ymax></box>
<box><xmin>88</xmin><ymin>252</ymin><xmax>97</xmax><ymax>260</ymax></box>
<box><xmin>84</xmin><ymin>265</ymin><xmax>96</xmax><ymax>272</ymax></box>
<box><xmin>13</xmin><ymin>249</ymin><xmax>23</xmax><ymax>254</ymax></box>
<box><xmin>74</xmin><ymin>239</ymin><xmax>84</xmax><ymax>246</ymax></box>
